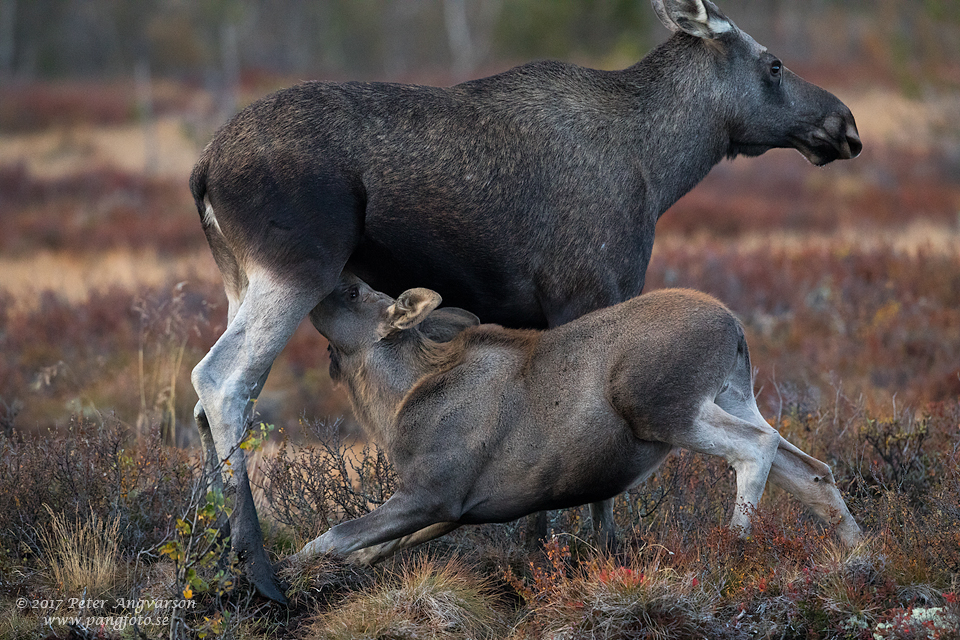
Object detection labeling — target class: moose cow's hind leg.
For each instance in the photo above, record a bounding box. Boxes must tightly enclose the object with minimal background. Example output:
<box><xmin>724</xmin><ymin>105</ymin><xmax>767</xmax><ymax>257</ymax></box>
<box><xmin>191</xmin><ymin>271</ymin><xmax>332</xmax><ymax>603</ymax></box>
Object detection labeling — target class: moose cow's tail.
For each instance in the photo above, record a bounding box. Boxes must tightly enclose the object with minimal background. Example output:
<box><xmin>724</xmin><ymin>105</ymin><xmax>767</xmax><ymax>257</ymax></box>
<box><xmin>189</xmin><ymin>148</ymin><xmax>211</xmax><ymax>220</ymax></box>
<box><xmin>189</xmin><ymin>147</ymin><xmax>248</xmax><ymax>307</ymax></box>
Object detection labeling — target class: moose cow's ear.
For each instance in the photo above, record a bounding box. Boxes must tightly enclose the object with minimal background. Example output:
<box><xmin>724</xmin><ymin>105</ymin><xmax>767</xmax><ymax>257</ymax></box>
<box><xmin>388</xmin><ymin>288</ymin><xmax>442</xmax><ymax>331</ymax></box>
<box><xmin>652</xmin><ymin>0</ymin><xmax>734</xmax><ymax>40</ymax></box>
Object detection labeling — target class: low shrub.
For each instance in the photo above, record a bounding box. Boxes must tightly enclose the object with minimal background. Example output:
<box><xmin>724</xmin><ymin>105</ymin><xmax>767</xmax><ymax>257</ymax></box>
<box><xmin>259</xmin><ymin>418</ymin><xmax>398</xmax><ymax>546</ymax></box>
<box><xmin>0</xmin><ymin>417</ymin><xmax>196</xmax><ymax>564</ymax></box>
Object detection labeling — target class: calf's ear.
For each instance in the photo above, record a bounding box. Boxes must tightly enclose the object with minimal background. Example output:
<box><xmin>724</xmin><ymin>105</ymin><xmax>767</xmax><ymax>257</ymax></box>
<box><xmin>651</xmin><ymin>0</ymin><xmax>734</xmax><ymax>40</ymax></box>
<box><xmin>419</xmin><ymin>307</ymin><xmax>480</xmax><ymax>342</ymax></box>
<box><xmin>388</xmin><ymin>288</ymin><xmax>442</xmax><ymax>331</ymax></box>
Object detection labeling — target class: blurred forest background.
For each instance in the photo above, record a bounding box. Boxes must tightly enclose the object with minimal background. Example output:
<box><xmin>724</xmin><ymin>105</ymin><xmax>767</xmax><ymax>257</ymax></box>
<box><xmin>2</xmin><ymin>0</ymin><xmax>960</xmax><ymax>86</ymax></box>
<box><xmin>1</xmin><ymin>0</ymin><xmax>959</xmax><ymax>441</ymax></box>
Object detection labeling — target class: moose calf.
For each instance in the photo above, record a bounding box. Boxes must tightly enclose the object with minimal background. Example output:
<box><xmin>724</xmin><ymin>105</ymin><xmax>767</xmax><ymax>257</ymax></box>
<box><xmin>295</xmin><ymin>273</ymin><xmax>862</xmax><ymax>564</ymax></box>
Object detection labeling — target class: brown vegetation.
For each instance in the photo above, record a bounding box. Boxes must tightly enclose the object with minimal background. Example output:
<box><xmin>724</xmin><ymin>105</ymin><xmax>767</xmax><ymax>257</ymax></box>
<box><xmin>2</xmin><ymin>402</ymin><xmax>957</xmax><ymax>638</ymax></box>
<box><xmin>0</xmin><ymin>78</ymin><xmax>958</xmax><ymax>638</ymax></box>
<box><xmin>0</xmin><ymin>164</ymin><xmax>201</xmax><ymax>256</ymax></box>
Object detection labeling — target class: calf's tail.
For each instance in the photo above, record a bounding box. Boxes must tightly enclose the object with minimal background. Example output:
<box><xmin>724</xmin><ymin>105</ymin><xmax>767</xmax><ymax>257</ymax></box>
<box><xmin>714</xmin><ymin>320</ymin><xmax>766</xmax><ymax>425</ymax></box>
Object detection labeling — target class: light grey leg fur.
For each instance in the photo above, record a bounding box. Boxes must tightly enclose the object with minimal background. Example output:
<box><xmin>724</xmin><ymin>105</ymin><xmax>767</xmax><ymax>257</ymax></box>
<box><xmin>768</xmin><ymin>437</ymin><xmax>862</xmax><ymax>546</ymax></box>
<box><xmin>715</xmin><ymin>375</ymin><xmax>861</xmax><ymax>546</ymax></box>
<box><xmin>191</xmin><ymin>272</ymin><xmax>328</xmax><ymax>602</ymax></box>
<box><xmin>315</xmin><ymin>522</ymin><xmax>462</xmax><ymax>566</ymax></box>
<box><xmin>683</xmin><ymin>400</ymin><xmax>781</xmax><ymax>535</ymax></box>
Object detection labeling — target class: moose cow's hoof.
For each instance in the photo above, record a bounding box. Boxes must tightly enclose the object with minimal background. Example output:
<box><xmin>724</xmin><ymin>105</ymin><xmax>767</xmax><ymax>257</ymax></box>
<box><xmin>243</xmin><ymin>549</ymin><xmax>288</xmax><ymax>604</ymax></box>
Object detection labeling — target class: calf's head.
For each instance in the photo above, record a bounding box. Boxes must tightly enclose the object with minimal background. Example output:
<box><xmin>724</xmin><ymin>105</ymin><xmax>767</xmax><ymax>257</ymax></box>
<box><xmin>310</xmin><ymin>273</ymin><xmax>478</xmax><ymax>378</ymax></box>
<box><xmin>654</xmin><ymin>0</ymin><xmax>861</xmax><ymax>166</ymax></box>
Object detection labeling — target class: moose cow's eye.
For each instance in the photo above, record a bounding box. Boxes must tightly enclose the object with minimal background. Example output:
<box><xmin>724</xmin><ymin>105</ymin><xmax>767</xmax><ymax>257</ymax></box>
<box><xmin>347</xmin><ymin>285</ymin><xmax>360</xmax><ymax>301</ymax></box>
<box><xmin>769</xmin><ymin>59</ymin><xmax>782</xmax><ymax>77</ymax></box>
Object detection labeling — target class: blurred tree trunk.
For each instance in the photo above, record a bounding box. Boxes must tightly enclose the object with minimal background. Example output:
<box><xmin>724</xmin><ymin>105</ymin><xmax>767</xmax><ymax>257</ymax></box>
<box><xmin>442</xmin><ymin>0</ymin><xmax>502</xmax><ymax>81</ymax></box>
<box><xmin>0</xmin><ymin>0</ymin><xmax>14</xmax><ymax>77</ymax></box>
<box><xmin>383</xmin><ymin>0</ymin><xmax>419</xmax><ymax>79</ymax></box>
<box><xmin>219</xmin><ymin>21</ymin><xmax>240</xmax><ymax>120</ymax></box>
<box><xmin>443</xmin><ymin>0</ymin><xmax>474</xmax><ymax>80</ymax></box>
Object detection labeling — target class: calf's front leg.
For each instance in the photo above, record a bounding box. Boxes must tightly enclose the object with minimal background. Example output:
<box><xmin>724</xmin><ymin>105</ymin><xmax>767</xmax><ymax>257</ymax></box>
<box><xmin>295</xmin><ymin>490</ymin><xmax>457</xmax><ymax>563</ymax></box>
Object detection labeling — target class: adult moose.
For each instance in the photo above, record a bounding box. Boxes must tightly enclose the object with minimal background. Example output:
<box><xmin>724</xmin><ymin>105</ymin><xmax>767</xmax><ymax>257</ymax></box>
<box><xmin>293</xmin><ymin>273</ymin><xmax>862</xmax><ymax>563</ymax></box>
<box><xmin>190</xmin><ymin>0</ymin><xmax>861</xmax><ymax>601</ymax></box>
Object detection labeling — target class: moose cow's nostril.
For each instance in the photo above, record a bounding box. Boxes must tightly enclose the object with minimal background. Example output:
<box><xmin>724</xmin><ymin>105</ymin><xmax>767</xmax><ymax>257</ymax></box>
<box><xmin>845</xmin><ymin>127</ymin><xmax>863</xmax><ymax>159</ymax></box>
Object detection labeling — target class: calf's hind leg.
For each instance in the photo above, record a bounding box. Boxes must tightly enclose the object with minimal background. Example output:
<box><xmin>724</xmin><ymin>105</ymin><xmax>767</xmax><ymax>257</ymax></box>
<box><xmin>768</xmin><ymin>437</ymin><xmax>862</xmax><ymax>546</ymax></box>
<box><xmin>714</xmin><ymin>377</ymin><xmax>862</xmax><ymax>546</ymax></box>
<box><xmin>679</xmin><ymin>401</ymin><xmax>782</xmax><ymax>535</ymax></box>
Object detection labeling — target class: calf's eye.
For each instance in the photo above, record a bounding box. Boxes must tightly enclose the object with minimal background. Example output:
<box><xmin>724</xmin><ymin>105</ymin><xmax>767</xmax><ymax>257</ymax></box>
<box><xmin>348</xmin><ymin>286</ymin><xmax>359</xmax><ymax>300</ymax></box>
<box><xmin>770</xmin><ymin>59</ymin><xmax>782</xmax><ymax>77</ymax></box>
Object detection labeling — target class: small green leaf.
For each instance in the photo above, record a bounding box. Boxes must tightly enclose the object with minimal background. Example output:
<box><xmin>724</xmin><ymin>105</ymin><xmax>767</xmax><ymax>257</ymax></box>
<box><xmin>159</xmin><ymin>541</ymin><xmax>183</xmax><ymax>562</ymax></box>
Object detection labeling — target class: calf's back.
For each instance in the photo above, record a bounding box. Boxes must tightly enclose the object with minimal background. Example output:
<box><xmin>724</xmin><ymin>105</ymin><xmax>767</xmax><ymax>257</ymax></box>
<box><xmin>373</xmin><ymin>289</ymin><xmax>743</xmax><ymax>520</ymax></box>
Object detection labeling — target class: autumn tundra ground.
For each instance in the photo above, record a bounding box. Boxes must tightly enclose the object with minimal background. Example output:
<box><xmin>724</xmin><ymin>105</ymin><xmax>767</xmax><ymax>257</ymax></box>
<box><xmin>0</xmin><ymin>79</ymin><xmax>958</xmax><ymax>638</ymax></box>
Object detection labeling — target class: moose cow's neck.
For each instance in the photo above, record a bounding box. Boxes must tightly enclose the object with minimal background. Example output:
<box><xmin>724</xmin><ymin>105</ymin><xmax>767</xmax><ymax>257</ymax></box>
<box><xmin>621</xmin><ymin>34</ymin><xmax>731</xmax><ymax>218</ymax></box>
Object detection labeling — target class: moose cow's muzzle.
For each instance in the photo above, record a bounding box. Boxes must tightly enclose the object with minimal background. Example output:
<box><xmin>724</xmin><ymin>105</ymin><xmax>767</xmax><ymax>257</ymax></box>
<box><xmin>792</xmin><ymin>95</ymin><xmax>862</xmax><ymax>167</ymax></box>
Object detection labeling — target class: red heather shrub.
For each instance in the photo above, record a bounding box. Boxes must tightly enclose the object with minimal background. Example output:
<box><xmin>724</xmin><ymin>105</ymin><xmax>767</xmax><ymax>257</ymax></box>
<box><xmin>0</xmin><ymin>165</ymin><xmax>203</xmax><ymax>255</ymax></box>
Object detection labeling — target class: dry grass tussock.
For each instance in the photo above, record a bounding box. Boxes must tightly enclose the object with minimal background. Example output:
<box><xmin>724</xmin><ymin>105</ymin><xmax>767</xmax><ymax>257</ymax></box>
<box><xmin>305</xmin><ymin>556</ymin><xmax>511</xmax><ymax>640</ymax></box>
<box><xmin>37</xmin><ymin>505</ymin><xmax>124</xmax><ymax>601</ymax></box>
<box><xmin>510</xmin><ymin>541</ymin><xmax>717</xmax><ymax>640</ymax></box>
